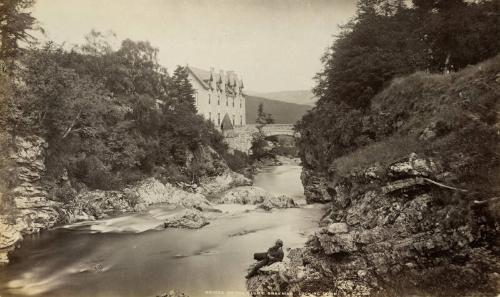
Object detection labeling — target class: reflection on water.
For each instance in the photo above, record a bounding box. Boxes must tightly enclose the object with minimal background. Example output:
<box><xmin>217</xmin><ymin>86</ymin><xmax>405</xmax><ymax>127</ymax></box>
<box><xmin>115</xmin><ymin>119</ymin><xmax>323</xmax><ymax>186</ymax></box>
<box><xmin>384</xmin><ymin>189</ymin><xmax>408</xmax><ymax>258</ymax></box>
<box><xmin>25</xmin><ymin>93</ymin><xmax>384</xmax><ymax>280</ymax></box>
<box><xmin>0</xmin><ymin>165</ymin><xmax>324</xmax><ymax>297</ymax></box>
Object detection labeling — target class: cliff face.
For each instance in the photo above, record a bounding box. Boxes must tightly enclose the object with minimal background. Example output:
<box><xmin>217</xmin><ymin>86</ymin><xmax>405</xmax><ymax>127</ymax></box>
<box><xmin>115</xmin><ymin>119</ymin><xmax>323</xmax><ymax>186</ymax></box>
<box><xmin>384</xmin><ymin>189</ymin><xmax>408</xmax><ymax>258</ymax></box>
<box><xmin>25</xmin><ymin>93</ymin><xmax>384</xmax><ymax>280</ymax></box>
<box><xmin>306</xmin><ymin>154</ymin><xmax>498</xmax><ymax>296</ymax></box>
<box><xmin>301</xmin><ymin>168</ymin><xmax>331</xmax><ymax>204</ymax></box>
<box><xmin>0</xmin><ymin>134</ymin><xmax>60</xmax><ymax>265</ymax></box>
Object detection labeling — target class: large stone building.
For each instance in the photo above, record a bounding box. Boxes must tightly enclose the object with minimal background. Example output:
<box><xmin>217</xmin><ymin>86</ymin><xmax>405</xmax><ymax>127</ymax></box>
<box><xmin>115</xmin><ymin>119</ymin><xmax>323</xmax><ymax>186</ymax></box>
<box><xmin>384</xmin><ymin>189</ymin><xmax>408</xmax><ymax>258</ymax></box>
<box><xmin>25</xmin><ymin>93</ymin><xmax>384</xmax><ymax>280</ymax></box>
<box><xmin>187</xmin><ymin>66</ymin><xmax>246</xmax><ymax>130</ymax></box>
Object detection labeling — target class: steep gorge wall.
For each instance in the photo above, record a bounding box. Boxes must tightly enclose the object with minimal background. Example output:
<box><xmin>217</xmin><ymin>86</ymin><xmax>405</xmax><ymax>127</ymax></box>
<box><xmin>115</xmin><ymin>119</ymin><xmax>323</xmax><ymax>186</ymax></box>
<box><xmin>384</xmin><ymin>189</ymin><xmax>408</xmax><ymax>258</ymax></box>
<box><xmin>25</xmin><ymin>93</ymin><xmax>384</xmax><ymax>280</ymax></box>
<box><xmin>247</xmin><ymin>57</ymin><xmax>500</xmax><ymax>296</ymax></box>
<box><xmin>0</xmin><ymin>134</ymin><xmax>60</xmax><ymax>265</ymax></box>
<box><xmin>303</xmin><ymin>155</ymin><xmax>499</xmax><ymax>296</ymax></box>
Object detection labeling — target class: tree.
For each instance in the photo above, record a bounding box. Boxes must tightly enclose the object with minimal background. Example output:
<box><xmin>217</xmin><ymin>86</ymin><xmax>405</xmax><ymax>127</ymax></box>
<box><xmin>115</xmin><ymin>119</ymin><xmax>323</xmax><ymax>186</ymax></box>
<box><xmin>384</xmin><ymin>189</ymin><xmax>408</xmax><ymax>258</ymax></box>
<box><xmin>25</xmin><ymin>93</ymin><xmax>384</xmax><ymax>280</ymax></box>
<box><xmin>415</xmin><ymin>0</ymin><xmax>500</xmax><ymax>72</ymax></box>
<box><xmin>255</xmin><ymin>103</ymin><xmax>274</xmax><ymax>128</ymax></box>
<box><xmin>167</xmin><ymin>66</ymin><xmax>196</xmax><ymax>113</ymax></box>
<box><xmin>296</xmin><ymin>0</ymin><xmax>500</xmax><ymax>172</ymax></box>
<box><xmin>251</xmin><ymin>103</ymin><xmax>274</xmax><ymax>160</ymax></box>
<box><xmin>5</xmin><ymin>29</ymin><xmax>235</xmax><ymax>191</ymax></box>
<box><xmin>18</xmin><ymin>44</ymin><xmax>109</xmax><ymax>140</ymax></box>
<box><xmin>0</xmin><ymin>0</ymin><xmax>37</xmax><ymax>70</ymax></box>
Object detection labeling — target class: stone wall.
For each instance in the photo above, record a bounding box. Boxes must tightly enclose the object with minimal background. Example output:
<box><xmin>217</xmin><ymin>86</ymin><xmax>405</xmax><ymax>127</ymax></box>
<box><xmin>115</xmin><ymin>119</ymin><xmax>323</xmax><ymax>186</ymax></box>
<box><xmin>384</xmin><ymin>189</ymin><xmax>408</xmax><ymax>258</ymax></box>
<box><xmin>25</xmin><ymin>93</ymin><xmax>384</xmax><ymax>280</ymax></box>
<box><xmin>224</xmin><ymin>124</ymin><xmax>296</xmax><ymax>153</ymax></box>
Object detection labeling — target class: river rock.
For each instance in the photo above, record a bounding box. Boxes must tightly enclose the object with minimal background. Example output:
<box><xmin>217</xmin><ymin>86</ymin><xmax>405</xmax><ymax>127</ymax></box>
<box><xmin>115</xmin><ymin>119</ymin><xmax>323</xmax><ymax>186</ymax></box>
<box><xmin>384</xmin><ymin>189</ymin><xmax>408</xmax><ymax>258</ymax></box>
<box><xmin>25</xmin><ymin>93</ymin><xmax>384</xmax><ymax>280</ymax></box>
<box><xmin>257</xmin><ymin>195</ymin><xmax>296</xmax><ymax>211</ymax></box>
<box><xmin>218</xmin><ymin>186</ymin><xmax>296</xmax><ymax>210</ymax></box>
<box><xmin>218</xmin><ymin>186</ymin><xmax>271</xmax><ymax>204</ymax></box>
<box><xmin>198</xmin><ymin>170</ymin><xmax>252</xmax><ymax>196</ymax></box>
<box><xmin>163</xmin><ymin>209</ymin><xmax>209</xmax><ymax>229</ymax></box>
<box><xmin>327</xmin><ymin>222</ymin><xmax>349</xmax><ymax>234</ymax></box>
<box><xmin>128</xmin><ymin>178</ymin><xmax>213</xmax><ymax>210</ymax></box>
<box><xmin>62</xmin><ymin>178</ymin><xmax>215</xmax><ymax>223</ymax></box>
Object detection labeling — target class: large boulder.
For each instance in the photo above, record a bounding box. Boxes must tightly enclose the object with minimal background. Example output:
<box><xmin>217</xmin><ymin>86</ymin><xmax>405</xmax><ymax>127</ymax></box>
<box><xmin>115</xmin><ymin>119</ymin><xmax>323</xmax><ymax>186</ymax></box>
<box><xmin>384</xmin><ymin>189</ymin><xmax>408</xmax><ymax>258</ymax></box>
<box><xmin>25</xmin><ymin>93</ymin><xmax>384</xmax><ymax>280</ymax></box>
<box><xmin>257</xmin><ymin>196</ymin><xmax>296</xmax><ymax>211</ymax></box>
<box><xmin>62</xmin><ymin>178</ymin><xmax>215</xmax><ymax>224</ymax></box>
<box><xmin>198</xmin><ymin>170</ymin><xmax>252</xmax><ymax>196</ymax></box>
<box><xmin>218</xmin><ymin>186</ymin><xmax>271</xmax><ymax>204</ymax></box>
<box><xmin>218</xmin><ymin>186</ymin><xmax>297</xmax><ymax>210</ymax></box>
<box><xmin>163</xmin><ymin>209</ymin><xmax>209</xmax><ymax>229</ymax></box>
<box><xmin>127</xmin><ymin>178</ymin><xmax>213</xmax><ymax>210</ymax></box>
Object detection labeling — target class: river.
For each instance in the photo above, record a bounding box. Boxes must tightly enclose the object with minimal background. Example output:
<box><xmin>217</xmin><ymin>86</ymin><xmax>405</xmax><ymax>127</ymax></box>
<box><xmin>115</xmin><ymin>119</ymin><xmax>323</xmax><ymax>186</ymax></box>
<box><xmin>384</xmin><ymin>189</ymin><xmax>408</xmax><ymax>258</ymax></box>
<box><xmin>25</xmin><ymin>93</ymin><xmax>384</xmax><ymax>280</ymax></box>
<box><xmin>0</xmin><ymin>165</ymin><xmax>324</xmax><ymax>297</ymax></box>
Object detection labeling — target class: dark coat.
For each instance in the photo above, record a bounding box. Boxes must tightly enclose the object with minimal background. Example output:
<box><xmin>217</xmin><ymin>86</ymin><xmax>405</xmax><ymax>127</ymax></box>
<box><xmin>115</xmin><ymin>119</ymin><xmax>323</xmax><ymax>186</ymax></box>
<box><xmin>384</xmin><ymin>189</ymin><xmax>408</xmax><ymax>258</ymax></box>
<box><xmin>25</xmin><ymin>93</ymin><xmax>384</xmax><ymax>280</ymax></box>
<box><xmin>266</xmin><ymin>246</ymin><xmax>284</xmax><ymax>262</ymax></box>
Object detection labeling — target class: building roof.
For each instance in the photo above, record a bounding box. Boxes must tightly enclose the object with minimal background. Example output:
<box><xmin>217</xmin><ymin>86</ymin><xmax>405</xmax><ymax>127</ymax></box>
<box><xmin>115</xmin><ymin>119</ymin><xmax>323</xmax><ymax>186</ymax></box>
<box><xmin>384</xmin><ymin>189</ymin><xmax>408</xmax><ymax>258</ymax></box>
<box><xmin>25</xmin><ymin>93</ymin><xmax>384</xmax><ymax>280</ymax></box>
<box><xmin>187</xmin><ymin>66</ymin><xmax>243</xmax><ymax>90</ymax></box>
<box><xmin>187</xmin><ymin>66</ymin><xmax>211</xmax><ymax>89</ymax></box>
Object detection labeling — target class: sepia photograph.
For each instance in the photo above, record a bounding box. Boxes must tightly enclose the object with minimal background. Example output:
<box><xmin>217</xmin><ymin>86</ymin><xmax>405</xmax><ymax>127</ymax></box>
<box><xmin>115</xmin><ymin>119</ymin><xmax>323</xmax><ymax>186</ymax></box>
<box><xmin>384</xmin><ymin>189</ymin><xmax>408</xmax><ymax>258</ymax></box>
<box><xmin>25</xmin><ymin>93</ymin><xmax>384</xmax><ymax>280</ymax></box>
<box><xmin>0</xmin><ymin>0</ymin><xmax>499</xmax><ymax>296</ymax></box>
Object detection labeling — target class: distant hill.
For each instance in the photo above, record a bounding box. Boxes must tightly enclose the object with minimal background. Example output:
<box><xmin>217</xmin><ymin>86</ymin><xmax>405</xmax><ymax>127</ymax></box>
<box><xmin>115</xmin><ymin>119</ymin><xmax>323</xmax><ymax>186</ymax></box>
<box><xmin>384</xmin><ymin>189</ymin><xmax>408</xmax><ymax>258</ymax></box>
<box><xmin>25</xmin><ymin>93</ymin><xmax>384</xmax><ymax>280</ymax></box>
<box><xmin>245</xmin><ymin>95</ymin><xmax>311</xmax><ymax>124</ymax></box>
<box><xmin>245</xmin><ymin>90</ymin><xmax>316</xmax><ymax>106</ymax></box>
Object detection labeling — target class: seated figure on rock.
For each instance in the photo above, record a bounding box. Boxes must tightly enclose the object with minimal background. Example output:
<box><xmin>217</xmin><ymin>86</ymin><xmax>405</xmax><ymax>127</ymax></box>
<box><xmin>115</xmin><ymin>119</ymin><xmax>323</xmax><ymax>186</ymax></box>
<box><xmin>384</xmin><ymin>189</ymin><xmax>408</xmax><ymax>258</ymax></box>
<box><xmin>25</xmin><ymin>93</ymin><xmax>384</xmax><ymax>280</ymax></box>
<box><xmin>246</xmin><ymin>239</ymin><xmax>284</xmax><ymax>278</ymax></box>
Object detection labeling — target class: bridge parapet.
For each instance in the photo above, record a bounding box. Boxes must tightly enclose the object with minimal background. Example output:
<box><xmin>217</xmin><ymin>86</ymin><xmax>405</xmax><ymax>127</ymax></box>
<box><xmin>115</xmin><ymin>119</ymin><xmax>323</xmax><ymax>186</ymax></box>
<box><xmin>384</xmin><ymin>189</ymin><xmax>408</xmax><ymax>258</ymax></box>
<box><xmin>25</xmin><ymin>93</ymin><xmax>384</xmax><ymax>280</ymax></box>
<box><xmin>225</xmin><ymin>124</ymin><xmax>298</xmax><ymax>153</ymax></box>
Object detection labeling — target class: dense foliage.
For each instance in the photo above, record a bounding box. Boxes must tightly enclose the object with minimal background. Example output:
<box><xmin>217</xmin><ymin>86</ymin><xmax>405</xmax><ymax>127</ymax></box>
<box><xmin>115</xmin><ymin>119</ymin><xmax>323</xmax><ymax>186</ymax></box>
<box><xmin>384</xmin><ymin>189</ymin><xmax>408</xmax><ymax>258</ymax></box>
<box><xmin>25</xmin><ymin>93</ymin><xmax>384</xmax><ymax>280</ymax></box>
<box><xmin>0</xmin><ymin>0</ymin><xmax>37</xmax><ymax>70</ymax></box>
<box><xmin>250</xmin><ymin>103</ymin><xmax>274</xmax><ymax>160</ymax></box>
<box><xmin>1</xmin><ymin>34</ymin><xmax>230</xmax><ymax>192</ymax></box>
<box><xmin>296</xmin><ymin>0</ymin><xmax>500</xmax><ymax>172</ymax></box>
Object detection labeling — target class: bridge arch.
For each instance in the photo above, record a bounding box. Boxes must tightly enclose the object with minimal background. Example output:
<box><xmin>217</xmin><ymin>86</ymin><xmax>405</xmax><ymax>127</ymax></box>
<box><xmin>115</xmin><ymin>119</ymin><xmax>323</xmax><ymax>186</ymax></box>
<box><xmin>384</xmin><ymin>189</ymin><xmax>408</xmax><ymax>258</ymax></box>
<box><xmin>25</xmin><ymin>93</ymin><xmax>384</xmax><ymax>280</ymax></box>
<box><xmin>223</xmin><ymin>124</ymin><xmax>299</xmax><ymax>153</ymax></box>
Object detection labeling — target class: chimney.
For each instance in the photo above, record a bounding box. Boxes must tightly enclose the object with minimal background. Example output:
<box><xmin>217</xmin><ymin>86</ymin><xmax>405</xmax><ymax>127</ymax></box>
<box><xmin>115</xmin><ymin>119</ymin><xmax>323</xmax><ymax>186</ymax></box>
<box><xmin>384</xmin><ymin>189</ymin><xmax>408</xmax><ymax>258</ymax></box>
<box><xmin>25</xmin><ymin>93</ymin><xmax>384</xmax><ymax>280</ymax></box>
<box><xmin>227</xmin><ymin>71</ymin><xmax>234</xmax><ymax>85</ymax></box>
<box><xmin>219</xmin><ymin>70</ymin><xmax>225</xmax><ymax>83</ymax></box>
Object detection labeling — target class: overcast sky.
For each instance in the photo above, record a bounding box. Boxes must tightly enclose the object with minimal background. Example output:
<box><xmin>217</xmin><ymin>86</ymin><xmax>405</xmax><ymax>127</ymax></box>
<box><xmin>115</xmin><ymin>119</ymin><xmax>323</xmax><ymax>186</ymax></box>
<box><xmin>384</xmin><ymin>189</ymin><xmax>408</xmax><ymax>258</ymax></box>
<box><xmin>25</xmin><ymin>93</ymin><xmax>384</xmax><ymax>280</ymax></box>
<box><xmin>32</xmin><ymin>0</ymin><xmax>357</xmax><ymax>92</ymax></box>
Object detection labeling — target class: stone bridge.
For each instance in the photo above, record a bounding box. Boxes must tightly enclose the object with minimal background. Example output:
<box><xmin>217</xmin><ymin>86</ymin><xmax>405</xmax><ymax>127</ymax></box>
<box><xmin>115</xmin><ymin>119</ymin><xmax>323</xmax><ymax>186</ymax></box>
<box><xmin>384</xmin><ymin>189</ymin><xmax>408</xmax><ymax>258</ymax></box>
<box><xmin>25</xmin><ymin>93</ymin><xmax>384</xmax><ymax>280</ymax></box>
<box><xmin>224</xmin><ymin>124</ymin><xmax>298</xmax><ymax>153</ymax></box>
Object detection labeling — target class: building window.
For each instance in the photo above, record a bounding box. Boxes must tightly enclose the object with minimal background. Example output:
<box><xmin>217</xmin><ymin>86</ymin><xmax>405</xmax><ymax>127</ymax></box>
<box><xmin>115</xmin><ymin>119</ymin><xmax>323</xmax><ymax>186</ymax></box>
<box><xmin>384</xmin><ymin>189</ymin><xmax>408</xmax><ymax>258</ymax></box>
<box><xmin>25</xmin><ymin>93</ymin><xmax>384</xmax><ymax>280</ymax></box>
<box><xmin>208</xmin><ymin>93</ymin><xmax>211</xmax><ymax>104</ymax></box>
<box><xmin>240</xmin><ymin>97</ymin><xmax>242</xmax><ymax>108</ymax></box>
<box><xmin>217</xmin><ymin>94</ymin><xmax>220</xmax><ymax>105</ymax></box>
<box><xmin>232</xmin><ymin>114</ymin><xmax>235</xmax><ymax>125</ymax></box>
<box><xmin>226</xmin><ymin>96</ymin><xmax>228</xmax><ymax>106</ymax></box>
<box><xmin>209</xmin><ymin>112</ymin><xmax>211</xmax><ymax>121</ymax></box>
<box><xmin>217</xmin><ymin>113</ymin><xmax>220</xmax><ymax>125</ymax></box>
<box><xmin>232</xmin><ymin>97</ymin><xmax>235</xmax><ymax>107</ymax></box>
<box><xmin>240</xmin><ymin>115</ymin><xmax>242</xmax><ymax>125</ymax></box>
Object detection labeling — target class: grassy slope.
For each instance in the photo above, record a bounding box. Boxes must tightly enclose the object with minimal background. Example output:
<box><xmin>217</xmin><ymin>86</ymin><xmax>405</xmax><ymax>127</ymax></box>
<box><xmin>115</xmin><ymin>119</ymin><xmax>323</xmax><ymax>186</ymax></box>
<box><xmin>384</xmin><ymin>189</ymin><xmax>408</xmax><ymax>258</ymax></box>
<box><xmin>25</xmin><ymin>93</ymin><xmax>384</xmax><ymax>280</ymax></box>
<box><xmin>245</xmin><ymin>95</ymin><xmax>311</xmax><ymax>124</ymax></box>
<box><xmin>332</xmin><ymin>54</ymin><xmax>500</xmax><ymax>194</ymax></box>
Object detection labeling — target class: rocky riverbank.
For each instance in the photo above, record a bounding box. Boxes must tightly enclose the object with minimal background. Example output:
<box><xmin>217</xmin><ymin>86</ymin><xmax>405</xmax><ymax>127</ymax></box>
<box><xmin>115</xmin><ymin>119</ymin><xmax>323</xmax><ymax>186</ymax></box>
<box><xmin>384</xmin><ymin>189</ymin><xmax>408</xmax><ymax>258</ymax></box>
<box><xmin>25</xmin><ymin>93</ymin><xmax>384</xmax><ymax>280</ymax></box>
<box><xmin>0</xmin><ymin>134</ymin><xmax>300</xmax><ymax>266</ymax></box>
<box><xmin>246</xmin><ymin>56</ymin><xmax>500</xmax><ymax>297</ymax></box>
<box><xmin>246</xmin><ymin>153</ymin><xmax>500</xmax><ymax>297</ymax></box>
